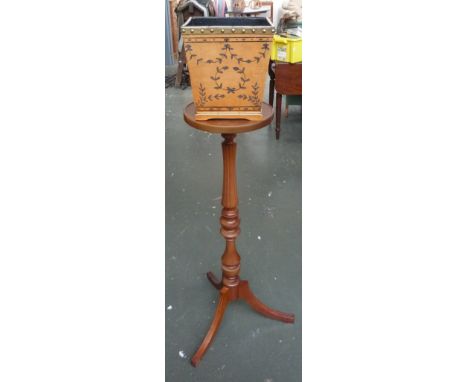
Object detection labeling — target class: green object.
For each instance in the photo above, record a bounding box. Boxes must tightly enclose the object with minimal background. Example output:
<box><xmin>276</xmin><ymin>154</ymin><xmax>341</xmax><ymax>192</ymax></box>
<box><xmin>286</xmin><ymin>95</ymin><xmax>302</xmax><ymax>106</ymax></box>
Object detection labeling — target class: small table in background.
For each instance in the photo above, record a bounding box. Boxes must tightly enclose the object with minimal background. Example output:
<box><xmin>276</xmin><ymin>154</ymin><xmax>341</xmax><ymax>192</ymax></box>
<box><xmin>268</xmin><ymin>60</ymin><xmax>302</xmax><ymax>139</ymax></box>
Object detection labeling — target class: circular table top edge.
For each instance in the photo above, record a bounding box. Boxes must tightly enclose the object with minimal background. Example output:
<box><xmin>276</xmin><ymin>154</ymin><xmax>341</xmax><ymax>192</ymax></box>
<box><xmin>183</xmin><ymin>102</ymin><xmax>273</xmax><ymax>134</ymax></box>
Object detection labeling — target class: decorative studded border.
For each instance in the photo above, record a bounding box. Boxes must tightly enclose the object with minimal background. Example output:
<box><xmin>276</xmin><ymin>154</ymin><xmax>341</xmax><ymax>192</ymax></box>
<box><xmin>182</xmin><ymin>26</ymin><xmax>275</xmax><ymax>35</ymax></box>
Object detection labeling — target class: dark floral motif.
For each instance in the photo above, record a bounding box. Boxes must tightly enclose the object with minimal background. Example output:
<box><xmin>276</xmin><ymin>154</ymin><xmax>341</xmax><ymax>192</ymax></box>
<box><xmin>207</xmin><ymin>94</ymin><xmax>225</xmax><ymax>101</ymax></box>
<box><xmin>193</xmin><ymin>41</ymin><xmax>270</xmax><ymax>106</ymax></box>
<box><xmin>247</xmin><ymin>82</ymin><xmax>261</xmax><ymax>105</ymax></box>
<box><xmin>208</xmin><ymin>65</ymin><xmax>251</xmax><ymax>95</ymax></box>
<box><xmin>198</xmin><ymin>83</ymin><xmax>207</xmax><ymax>106</ymax></box>
<box><xmin>259</xmin><ymin>43</ymin><xmax>270</xmax><ymax>58</ymax></box>
<box><xmin>235</xmin><ymin>42</ymin><xmax>270</xmax><ymax>63</ymax></box>
<box><xmin>222</xmin><ymin>43</ymin><xmax>236</xmax><ymax>59</ymax></box>
<box><xmin>210</xmin><ymin>66</ymin><xmax>229</xmax><ymax>90</ymax></box>
<box><xmin>187</xmin><ymin>41</ymin><xmax>270</xmax><ymax>66</ymax></box>
<box><xmin>232</xmin><ymin>66</ymin><xmax>245</xmax><ymax>74</ymax></box>
<box><xmin>185</xmin><ymin>44</ymin><xmax>197</xmax><ymax>60</ymax></box>
<box><xmin>232</xmin><ymin>66</ymin><xmax>250</xmax><ymax>87</ymax></box>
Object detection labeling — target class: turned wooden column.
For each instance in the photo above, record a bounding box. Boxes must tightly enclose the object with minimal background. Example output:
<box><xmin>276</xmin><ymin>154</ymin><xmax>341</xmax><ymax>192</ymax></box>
<box><xmin>220</xmin><ymin>133</ymin><xmax>241</xmax><ymax>289</ymax></box>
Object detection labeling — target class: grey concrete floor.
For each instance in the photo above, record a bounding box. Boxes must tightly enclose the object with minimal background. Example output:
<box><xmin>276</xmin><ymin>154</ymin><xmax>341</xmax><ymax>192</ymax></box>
<box><xmin>165</xmin><ymin>68</ymin><xmax>302</xmax><ymax>381</ymax></box>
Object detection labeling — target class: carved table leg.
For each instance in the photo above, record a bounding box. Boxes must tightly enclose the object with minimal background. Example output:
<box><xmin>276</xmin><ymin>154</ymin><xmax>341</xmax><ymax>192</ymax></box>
<box><xmin>219</xmin><ymin>134</ymin><xmax>241</xmax><ymax>289</ymax></box>
<box><xmin>206</xmin><ymin>271</ymin><xmax>222</xmax><ymax>290</ymax></box>
<box><xmin>191</xmin><ymin>134</ymin><xmax>240</xmax><ymax>366</ymax></box>
<box><xmin>191</xmin><ymin>133</ymin><xmax>294</xmax><ymax>367</ymax></box>
<box><xmin>239</xmin><ymin>280</ymin><xmax>295</xmax><ymax>323</ymax></box>
<box><xmin>191</xmin><ymin>287</ymin><xmax>230</xmax><ymax>367</ymax></box>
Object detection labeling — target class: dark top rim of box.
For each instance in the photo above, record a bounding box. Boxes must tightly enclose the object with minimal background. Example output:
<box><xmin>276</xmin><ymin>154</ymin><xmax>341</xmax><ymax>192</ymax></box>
<box><xmin>182</xmin><ymin>17</ymin><xmax>274</xmax><ymax>35</ymax></box>
<box><xmin>185</xmin><ymin>17</ymin><xmax>272</xmax><ymax>27</ymax></box>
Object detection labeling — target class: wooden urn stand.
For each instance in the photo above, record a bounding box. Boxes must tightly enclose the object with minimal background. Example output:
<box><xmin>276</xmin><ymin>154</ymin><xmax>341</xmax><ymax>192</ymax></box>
<box><xmin>184</xmin><ymin>102</ymin><xmax>295</xmax><ymax>367</ymax></box>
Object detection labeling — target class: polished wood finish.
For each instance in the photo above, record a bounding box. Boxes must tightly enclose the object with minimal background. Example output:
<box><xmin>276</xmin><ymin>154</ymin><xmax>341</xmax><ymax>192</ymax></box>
<box><xmin>207</xmin><ymin>271</ymin><xmax>222</xmax><ymax>290</ymax></box>
<box><xmin>238</xmin><ymin>280</ymin><xmax>294</xmax><ymax>323</ymax></box>
<box><xmin>275</xmin><ymin>62</ymin><xmax>302</xmax><ymax>94</ymax></box>
<box><xmin>191</xmin><ymin>287</ymin><xmax>230</xmax><ymax>367</ymax></box>
<box><xmin>219</xmin><ymin>133</ymin><xmax>241</xmax><ymax>289</ymax></box>
<box><xmin>184</xmin><ymin>102</ymin><xmax>273</xmax><ymax>134</ymax></box>
<box><xmin>185</xmin><ymin>111</ymin><xmax>295</xmax><ymax>367</ymax></box>
<box><xmin>268</xmin><ymin>61</ymin><xmax>302</xmax><ymax>139</ymax></box>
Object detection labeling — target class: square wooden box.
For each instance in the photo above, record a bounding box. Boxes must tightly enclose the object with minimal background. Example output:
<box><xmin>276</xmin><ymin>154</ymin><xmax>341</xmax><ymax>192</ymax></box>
<box><xmin>181</xmin><ymin>17</ymin><xmax>274</xmax><ymax>120</ymax></box>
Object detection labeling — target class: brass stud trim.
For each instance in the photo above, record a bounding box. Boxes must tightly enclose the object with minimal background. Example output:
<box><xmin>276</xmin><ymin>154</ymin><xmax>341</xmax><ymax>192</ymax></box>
<box><xmin>181</xmin><ymin>26</ymin><xmax>275</xmax><ymax>35</ymax></box>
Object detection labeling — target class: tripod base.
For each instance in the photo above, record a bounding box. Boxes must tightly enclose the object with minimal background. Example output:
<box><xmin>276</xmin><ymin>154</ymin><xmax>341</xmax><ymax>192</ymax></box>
<box><xmin>191</xmin><ymin>272</ymin><xmax>295</xmax><ymax>367</ymax></box>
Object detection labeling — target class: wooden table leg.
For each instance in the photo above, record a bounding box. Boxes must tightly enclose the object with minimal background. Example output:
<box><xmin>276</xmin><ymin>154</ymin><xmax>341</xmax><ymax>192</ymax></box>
<box><xmin>191</xmin><ymin>287</ymin><xmax>230</xmax><ymax>367</ymax></box>
<box><xmin>239</xmin><ymin>280</ymin><xmax>295</xmax><ymax>323</ymax></box>
<box><xmin>206</xmin><ymin>271</ymin><xmax>222</xmax><ymax>290</ymax></box>
<box><xmin>268</xmin><ymin>60</ymin><xmax>275</xmax><ymax>107</ymax></box>
<box><xmin>276</xmin><ymin>93</ymin><xmax>282</xmax><ymax>140</ymax></box>
<box><xmin>191</xmin><ymin>133</ymin><xmax>294</xmax><ymax>367</ymax></box>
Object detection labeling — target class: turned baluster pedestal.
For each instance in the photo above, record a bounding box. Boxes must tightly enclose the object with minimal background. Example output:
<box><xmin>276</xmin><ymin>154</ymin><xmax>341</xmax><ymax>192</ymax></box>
<box><xmin>183</xmin><ymin>102</ymin><xmax>295</xmax><ymax>367</ymax></box>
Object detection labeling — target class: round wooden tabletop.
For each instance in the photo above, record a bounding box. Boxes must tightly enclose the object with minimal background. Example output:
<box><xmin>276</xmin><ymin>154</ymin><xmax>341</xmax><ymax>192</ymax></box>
<box><xmin>183</xmin><ymin>102</ymin><xmax>273</xmax><ymax>134</ymax></box>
